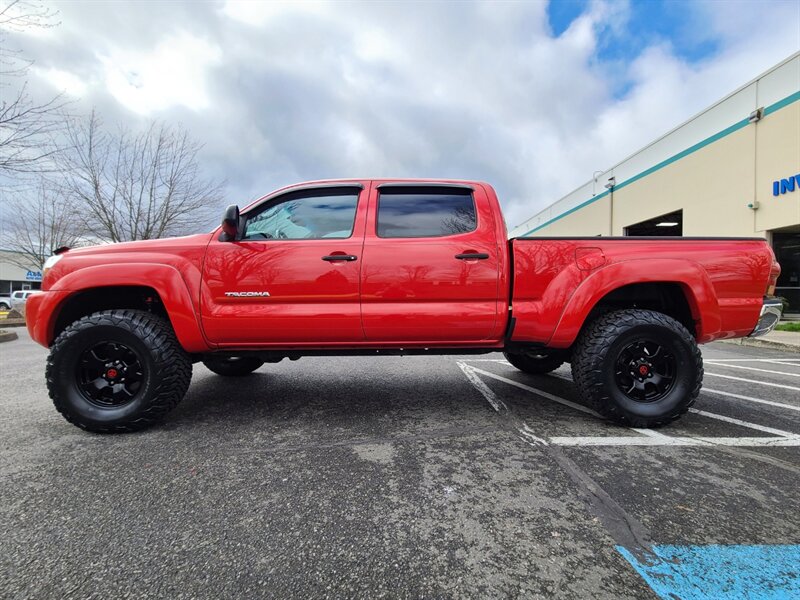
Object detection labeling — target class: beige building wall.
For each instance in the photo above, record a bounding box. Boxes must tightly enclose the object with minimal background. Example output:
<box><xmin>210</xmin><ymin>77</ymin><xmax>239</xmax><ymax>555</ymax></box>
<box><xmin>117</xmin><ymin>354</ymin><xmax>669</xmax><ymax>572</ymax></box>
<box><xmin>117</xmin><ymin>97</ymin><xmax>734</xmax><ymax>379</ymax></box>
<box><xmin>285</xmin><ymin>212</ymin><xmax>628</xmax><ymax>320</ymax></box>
<box><xmin>611</xmin><ymin>126</ymin><xmax>759</xmax><ymax>236</ymax></box>
<box><xmin>756</xmin><ymin>101</ymin><xmax>800</xmax><ymax>233</ymax></box>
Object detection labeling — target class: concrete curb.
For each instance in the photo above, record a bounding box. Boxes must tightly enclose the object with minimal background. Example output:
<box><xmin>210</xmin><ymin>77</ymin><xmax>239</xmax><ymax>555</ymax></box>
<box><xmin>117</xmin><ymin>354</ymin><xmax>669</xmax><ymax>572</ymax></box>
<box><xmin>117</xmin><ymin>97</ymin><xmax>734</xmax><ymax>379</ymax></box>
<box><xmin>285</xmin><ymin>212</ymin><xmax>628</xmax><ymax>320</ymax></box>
<box><xmin>718</xmin><ymin>337</ymin><xmax>800</xmax><ymax>354</ymax></box>
<box><xmin>0</xmin><ymin>319</ymin><xmax>26</xmax><ymax>328</ymax></box>
<box><xmin>0</xmin><ymin>330</ymin><xmax>19</xmax><ymax>343</ymax></box>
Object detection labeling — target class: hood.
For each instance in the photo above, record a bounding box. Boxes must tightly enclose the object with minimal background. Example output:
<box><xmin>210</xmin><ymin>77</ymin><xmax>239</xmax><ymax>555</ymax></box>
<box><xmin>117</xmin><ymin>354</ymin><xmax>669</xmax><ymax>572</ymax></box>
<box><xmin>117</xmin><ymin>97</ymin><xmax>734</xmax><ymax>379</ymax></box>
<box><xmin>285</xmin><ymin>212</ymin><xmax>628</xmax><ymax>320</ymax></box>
<box><xmin>62</xmin><ymin>233</ymin><xmax>214</xmax><ymax>256</ymax></box>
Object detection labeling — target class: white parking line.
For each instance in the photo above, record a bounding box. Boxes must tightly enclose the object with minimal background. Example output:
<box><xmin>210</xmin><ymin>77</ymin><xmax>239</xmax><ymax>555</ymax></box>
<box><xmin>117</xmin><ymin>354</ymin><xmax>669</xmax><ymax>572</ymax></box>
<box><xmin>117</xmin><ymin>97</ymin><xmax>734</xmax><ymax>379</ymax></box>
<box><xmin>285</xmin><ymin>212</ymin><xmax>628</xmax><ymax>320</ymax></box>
<box><xmin>464</xmin><ymin>365</ymin><xmax>601</xmax><ymax>417</ymax></box>
<box><xmin>458</xmin><ymin>360</ymin><xmax>800</xmax><ymax>448</ymax></box>
<box><xmin>457</xmin><ymin>363</ymin><xmax>509</xmax><ymax>413</ymax></box>
<box><xmin>704</xmin><ymin>361</ymin><xmax>800</xmax><ymax>378</ymax></box>
<box><xmin>508</xmin><ymin>364</ymin><xmax>800</xmax><ymax>413</ymax></box>
<box><xmin>689</xmin><ymin>409</ymin><xmax>798</xmax><ymax>437</ymax></box>
<box><xmin>700</xmin><ymin>358</ymin><xmax>800</xmax><ymax>363</ymax></box>
<box><xmin>466</xmin><ymin>359</ymin><xmax>511</xmax><ymax>363</ymax></box>
<box><xmin>457</xmin><ymin>362</ymin><xmax>548</xmax><ymax>447</ymax></box>
<box><xmin>704</xmin><ymin>371</ymin><xmax>800</xmax><ymax>391</ymax></box>
<box><xmin>549</xmin><ymin>436</ymin><xmax>800</xmax><ymax>447</ymax></box>
<box><xmin>703</xmin><ymin>388</ymin><xmax>800</xmax><ymax>412</ymax></box>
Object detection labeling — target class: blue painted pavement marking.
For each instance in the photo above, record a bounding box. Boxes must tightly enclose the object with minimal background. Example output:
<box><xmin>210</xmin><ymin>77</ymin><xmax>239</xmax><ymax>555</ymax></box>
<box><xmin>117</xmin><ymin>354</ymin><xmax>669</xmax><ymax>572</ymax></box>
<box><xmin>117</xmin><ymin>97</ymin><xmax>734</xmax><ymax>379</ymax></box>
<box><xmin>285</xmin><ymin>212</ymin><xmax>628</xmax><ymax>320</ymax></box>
<box><xmin>617</xmin><ymin>544</ymin><xmax>800</xmax><ymax>599</ymax></box>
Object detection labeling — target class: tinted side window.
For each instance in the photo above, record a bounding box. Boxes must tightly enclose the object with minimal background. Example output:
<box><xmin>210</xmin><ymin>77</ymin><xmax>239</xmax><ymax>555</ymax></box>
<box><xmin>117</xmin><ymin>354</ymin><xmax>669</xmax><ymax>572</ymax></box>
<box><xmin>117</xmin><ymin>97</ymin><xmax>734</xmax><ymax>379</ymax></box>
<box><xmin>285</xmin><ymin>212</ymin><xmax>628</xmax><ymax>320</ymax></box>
<box><xmin>377</xmin><ymin>188</ymin><xmax>476</xmax><ymax>238</ymax></box>
<box><xmin>243</xmin><ymin>189</ymin><xmax>359</xmax><ymax>240</ymax></box>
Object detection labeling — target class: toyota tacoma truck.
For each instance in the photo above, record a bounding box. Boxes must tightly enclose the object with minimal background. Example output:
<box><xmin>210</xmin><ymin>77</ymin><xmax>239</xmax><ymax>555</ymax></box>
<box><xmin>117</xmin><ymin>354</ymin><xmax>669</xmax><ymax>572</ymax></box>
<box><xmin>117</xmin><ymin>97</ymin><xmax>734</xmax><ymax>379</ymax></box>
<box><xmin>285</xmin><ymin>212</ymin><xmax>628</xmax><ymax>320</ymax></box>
<box><xmin>26</xmin><ymin>179</ymin><xmax>782</xmax><ymax>433</ymax></box>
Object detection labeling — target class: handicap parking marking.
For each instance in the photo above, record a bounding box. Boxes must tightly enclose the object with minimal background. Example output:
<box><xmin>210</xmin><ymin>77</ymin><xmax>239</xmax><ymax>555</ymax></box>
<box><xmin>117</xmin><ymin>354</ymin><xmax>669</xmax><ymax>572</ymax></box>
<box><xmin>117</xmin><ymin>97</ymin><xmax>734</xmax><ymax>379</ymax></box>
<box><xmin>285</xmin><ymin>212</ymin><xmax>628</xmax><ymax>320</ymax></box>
<box><xmin>617</xmin><ymin>544</ymin><xmax>800</xmax><ymax>600</ymax></box>
<box><xmin>456</xmin><ymin>360</ymin><xmax>800</xmax><ymax>447</ymax></box>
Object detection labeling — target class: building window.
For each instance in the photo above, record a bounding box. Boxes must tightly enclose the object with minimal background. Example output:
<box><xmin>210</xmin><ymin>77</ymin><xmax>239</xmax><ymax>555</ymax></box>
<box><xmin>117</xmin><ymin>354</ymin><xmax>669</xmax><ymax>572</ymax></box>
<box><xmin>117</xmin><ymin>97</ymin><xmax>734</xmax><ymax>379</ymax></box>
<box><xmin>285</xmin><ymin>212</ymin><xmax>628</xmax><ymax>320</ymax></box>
<box><xmin>624</xmin><ymin>210</ymin><xmax>683</xmax><ymax>237</ymax></box>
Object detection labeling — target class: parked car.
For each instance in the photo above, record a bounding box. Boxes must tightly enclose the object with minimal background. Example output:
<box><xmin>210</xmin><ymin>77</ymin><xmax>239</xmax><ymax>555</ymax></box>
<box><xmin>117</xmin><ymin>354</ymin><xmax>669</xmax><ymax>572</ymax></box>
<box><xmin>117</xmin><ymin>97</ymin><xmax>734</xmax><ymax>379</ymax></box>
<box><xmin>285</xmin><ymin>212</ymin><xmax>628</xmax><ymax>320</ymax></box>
<box><xmin>10</xmin><ymin>290</ymin><xmax>40</xmax><ymax>316</ymax></box>
<box><xmin>0</xmin><ymin>295</ymin><xmax>11</xmax><ymax>310</ymax></box>
<box><xmin>27</xmin><ymin>179</ymin><xmax>782</xmax><ymax>433</ymax></box>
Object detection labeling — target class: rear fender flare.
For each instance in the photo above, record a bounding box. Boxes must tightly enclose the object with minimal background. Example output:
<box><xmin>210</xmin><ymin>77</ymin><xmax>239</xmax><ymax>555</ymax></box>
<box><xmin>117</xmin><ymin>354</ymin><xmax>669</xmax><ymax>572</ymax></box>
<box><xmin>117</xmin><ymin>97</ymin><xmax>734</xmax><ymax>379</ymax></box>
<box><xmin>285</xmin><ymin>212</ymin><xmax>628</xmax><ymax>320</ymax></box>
<box><xmin>549</xmin><ymin>259</ymin><xmax>720</xmax><ymax>347</ymax></box>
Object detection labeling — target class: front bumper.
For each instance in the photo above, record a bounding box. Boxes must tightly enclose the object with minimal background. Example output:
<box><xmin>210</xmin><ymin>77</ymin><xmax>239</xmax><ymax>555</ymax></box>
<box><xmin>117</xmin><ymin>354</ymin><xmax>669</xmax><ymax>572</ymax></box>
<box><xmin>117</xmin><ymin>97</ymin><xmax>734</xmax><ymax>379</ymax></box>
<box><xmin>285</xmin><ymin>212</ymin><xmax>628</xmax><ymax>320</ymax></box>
<box><xmin>749</xmin><ymin>297</ymin><xmax>783</xmax><ymax>337</ymax></box>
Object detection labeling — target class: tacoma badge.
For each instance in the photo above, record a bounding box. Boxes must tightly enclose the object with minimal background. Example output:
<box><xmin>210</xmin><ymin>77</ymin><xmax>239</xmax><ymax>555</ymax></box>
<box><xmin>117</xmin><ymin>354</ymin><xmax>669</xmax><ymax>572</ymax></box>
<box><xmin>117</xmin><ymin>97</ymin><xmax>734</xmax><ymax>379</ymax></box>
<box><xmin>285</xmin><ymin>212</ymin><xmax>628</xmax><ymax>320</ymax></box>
<box><xmin>224</xmin><ymin>291</ymin><xmax>271</xmax><ymax>297</ymax></box>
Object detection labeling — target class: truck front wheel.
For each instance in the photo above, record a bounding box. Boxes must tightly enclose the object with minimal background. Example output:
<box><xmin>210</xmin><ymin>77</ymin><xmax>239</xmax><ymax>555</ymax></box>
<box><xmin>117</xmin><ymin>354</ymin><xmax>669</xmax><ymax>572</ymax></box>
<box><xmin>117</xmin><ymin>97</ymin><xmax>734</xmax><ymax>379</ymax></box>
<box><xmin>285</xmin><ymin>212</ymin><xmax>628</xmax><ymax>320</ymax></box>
<box><xmin>571</xmin><ymin>309</ymin><xmax>702</xmax><ymax>427</ymax></box>
<box><xmin>46</xmin><ymin>310</ymin><xmax>192</xmax><ymax>433</ymax></box>
<box><xmin>503</xmin><ymin>349</ymin><xmax>566</xmax><ymax>374</ymax></box>
<box><xmin>202</xmin><ymin>356</ymin><xmax>264</xmax><ymax>377</ymax></box>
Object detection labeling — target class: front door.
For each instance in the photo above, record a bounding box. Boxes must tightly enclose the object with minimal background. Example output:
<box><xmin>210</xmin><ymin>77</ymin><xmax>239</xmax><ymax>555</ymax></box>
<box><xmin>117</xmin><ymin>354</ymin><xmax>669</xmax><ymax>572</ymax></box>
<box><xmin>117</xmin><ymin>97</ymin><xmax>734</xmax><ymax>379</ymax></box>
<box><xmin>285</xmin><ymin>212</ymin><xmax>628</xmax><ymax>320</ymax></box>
<box><xmin>201</xmin><ymin>184</ymin><xmax>368</xmax><ymax>345</ymax></box>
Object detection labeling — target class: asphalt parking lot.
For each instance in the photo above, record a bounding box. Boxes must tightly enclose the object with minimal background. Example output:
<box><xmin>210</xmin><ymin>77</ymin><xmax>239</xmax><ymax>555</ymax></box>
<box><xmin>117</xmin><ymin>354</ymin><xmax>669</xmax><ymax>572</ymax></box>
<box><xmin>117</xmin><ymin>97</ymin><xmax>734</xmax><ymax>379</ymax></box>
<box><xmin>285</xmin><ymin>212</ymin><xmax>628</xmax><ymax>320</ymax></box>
<box><xmin>1</xmin><ymin>329</ymin><xmax>798</xmax><ymax>599</ymax></box>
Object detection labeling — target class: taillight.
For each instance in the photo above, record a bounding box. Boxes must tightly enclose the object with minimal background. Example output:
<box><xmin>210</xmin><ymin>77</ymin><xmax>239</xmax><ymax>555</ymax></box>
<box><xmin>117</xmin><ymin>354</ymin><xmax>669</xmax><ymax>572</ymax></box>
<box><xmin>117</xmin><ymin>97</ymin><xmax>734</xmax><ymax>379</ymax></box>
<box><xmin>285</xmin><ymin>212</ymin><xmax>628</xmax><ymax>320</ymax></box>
<box><xmin>766</xmin><ymin>260</ymin><xmax>780</xmax><ymax>296</ymax></box>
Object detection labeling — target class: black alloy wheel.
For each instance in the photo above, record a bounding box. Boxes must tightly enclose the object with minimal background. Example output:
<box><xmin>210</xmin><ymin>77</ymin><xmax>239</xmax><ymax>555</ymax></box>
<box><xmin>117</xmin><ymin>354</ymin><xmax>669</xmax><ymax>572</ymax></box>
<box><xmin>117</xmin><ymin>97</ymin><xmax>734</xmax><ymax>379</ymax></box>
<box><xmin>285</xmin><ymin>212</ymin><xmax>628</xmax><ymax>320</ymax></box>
<box><xmin>613</xmin><ymin>339</ymin><xmax>676</xmax><ymax>403</ymax></box>
<box><xmin>76</xmin><ymin>341</ymin><xmax>145</xmax><ymax>407</ymax></box>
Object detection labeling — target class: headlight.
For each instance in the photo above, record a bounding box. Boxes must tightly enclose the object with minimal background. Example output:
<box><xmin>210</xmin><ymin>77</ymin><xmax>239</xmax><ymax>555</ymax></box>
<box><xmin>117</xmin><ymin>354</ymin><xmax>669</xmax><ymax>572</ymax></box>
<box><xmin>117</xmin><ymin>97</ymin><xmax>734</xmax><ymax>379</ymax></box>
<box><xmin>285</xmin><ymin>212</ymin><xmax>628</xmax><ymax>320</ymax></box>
<box><xmin>42</xmin><ymin>253</ymin><xmax>63</xmax><ymax>278</ymax></box>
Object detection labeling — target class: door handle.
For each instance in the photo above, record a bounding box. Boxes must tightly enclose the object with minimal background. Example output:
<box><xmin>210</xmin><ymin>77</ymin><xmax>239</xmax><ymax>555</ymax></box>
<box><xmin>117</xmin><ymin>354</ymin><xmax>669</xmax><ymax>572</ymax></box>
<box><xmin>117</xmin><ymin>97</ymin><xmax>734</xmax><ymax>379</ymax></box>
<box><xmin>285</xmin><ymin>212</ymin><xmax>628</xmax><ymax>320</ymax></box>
<box><xmin>322</xmin><ymin>254</ymin><xmax>358</xmax><ymax>262</ymax></box>
<box><xmin>455</xmin><ymin>253</ymin><xmax>489</xmax><ymax>260</ymax></box>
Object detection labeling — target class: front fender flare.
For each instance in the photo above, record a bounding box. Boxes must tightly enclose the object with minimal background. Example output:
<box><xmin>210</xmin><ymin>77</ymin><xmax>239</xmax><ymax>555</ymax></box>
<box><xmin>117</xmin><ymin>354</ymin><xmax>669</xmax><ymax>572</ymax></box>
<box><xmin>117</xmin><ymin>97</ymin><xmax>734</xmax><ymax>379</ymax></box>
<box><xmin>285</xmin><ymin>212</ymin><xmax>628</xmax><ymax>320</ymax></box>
<box><xmin>50</xmin><ymin>263</ymin><xmax>210</xmax><ymax>353</ymax></box>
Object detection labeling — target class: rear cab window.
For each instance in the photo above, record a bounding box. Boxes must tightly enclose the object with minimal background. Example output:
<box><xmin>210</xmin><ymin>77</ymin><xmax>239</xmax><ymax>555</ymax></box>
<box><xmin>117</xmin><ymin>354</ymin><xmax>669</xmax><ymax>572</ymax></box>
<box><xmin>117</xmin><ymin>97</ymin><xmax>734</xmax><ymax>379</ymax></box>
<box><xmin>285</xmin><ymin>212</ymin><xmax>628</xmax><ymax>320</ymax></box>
<box><xmin>376</xmin><ymin>186</ymin><xmax>476</xmax><ymax>238</ymax></box>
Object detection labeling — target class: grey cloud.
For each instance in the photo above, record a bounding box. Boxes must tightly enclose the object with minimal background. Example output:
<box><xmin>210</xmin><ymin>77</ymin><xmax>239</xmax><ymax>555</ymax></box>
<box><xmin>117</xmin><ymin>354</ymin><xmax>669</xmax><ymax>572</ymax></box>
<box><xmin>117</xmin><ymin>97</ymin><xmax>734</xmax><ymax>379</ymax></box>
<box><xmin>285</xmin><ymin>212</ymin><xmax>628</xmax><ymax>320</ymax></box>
<box><xmin>6</xmin><ymin>0</ymin><xmax>799</xmax><ymax>231</ymax></box>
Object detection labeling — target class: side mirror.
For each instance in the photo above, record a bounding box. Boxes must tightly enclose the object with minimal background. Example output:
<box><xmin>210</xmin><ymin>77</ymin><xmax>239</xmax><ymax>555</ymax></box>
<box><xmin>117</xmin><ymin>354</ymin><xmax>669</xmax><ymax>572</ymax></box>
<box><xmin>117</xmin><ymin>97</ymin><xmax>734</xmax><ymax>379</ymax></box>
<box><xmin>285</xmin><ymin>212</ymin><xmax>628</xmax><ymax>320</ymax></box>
<box><xmin>220</xmin><ymin>204</ymin><xmax>240</xmax><ymax>241</ymax></box>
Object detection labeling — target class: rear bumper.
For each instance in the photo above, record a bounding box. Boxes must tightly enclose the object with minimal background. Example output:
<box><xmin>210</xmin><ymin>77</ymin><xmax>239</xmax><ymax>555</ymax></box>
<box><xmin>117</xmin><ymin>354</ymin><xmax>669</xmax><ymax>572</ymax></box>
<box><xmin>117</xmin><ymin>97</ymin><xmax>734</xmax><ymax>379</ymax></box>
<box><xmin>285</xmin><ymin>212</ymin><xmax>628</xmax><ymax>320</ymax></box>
<box><xmin>748</xmin><ymin>297</ymin><xmax>783</xmax><ymax>338</ymax></box>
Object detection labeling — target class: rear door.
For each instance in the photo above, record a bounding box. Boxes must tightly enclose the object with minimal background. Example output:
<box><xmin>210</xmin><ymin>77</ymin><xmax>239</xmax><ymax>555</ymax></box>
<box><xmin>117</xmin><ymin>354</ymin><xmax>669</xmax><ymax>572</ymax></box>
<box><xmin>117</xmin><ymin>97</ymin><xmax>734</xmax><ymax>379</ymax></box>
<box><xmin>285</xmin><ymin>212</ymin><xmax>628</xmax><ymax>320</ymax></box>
<box><xmin>201</xmin><ymin>183</ymin><xmax>368</xmax><ymax>345</ymax></box>
<box><xmin>360</xmin><ymin>183</ymin><xmax>501</xmax><ymax>342</ymax></box>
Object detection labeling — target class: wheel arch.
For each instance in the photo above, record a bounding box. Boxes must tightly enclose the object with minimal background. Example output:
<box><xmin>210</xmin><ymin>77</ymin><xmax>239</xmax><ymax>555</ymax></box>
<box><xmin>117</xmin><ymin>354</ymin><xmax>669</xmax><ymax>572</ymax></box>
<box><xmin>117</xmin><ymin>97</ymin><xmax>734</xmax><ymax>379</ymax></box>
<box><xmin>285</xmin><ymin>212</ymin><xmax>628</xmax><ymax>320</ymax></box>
<box><xmin>549</xmin><ymin>259</ymin><xmax>721</xmax><ymax>348</ymax></box>
<box><xmin>47</xmin><ymin>264</ymin><xmax>210</xmax><ymax>352</ymax></box>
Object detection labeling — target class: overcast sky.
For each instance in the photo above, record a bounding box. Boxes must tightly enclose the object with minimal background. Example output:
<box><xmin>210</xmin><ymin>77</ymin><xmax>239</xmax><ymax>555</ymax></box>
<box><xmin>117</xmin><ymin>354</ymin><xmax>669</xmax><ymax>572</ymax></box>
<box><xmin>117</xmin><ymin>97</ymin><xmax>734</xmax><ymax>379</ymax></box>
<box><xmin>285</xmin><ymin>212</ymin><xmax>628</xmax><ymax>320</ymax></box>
<box><xmin>7</xmin><ymin>0</ymin><xmax>800</xmax><ymax>229</ymax></box>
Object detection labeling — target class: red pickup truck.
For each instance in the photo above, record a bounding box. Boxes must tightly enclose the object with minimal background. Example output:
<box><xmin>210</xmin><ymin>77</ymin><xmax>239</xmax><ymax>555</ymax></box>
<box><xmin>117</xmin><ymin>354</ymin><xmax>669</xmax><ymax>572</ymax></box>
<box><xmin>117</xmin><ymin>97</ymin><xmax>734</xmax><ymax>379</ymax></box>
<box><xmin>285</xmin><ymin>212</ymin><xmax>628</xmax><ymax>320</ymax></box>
<box><xmin>27</xmin><ymin>179</ymin><xmax>782</xmax><ymax>433</ymax></box>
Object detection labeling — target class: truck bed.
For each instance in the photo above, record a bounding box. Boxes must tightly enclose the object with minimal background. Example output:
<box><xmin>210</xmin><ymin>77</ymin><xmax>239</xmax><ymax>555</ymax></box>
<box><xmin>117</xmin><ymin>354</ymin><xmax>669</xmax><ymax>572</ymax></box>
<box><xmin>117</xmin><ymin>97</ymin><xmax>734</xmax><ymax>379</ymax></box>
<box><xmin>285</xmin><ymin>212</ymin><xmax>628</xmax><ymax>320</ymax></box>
<box><xmin>509</xmin><ymin>236</ymin><xmax>777</xmax><ymax>347</ymax></box>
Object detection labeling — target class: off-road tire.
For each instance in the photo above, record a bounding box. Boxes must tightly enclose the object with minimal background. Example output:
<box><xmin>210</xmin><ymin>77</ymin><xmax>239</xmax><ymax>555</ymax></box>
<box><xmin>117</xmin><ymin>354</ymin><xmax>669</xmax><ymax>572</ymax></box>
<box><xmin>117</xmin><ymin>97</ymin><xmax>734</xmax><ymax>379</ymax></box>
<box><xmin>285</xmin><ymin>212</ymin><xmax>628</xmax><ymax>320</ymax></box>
<box><xmin>202</xmin><ymin>356</ymin><xmax>264</xmax><ymax>377</ymax></box>
<box><xmin>503</xmin><ymin>349</ymin><xmax>565</xmax><ymax>374</ymax></box>
<box><xmin>571</xmin><ymin>309</ymin><xmax>702</xmax><ymax>427</ymax></box>
<box><xmin>46</xmin><ymin>309</ymin><xmax>192</xmax><ymax>433</ymax></box>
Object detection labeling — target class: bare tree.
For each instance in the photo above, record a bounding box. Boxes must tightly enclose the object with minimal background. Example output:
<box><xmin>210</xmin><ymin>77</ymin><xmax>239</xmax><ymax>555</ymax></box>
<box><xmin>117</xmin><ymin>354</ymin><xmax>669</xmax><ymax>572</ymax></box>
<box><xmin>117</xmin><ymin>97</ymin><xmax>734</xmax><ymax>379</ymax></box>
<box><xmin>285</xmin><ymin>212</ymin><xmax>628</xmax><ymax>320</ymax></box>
<box><xmin>0</xmin><ymin>1</ymin><xmax>68</xmax><ymax>177</ymax></box>
<box><xmin>0</xmin><ymin>179</ymin><xmax>86</xmax><ymax>269</ymax></box>
<box><xmin>62</xmin><ymin>112</ymin><xmax>224</xmax><ymax>242</ymax></box>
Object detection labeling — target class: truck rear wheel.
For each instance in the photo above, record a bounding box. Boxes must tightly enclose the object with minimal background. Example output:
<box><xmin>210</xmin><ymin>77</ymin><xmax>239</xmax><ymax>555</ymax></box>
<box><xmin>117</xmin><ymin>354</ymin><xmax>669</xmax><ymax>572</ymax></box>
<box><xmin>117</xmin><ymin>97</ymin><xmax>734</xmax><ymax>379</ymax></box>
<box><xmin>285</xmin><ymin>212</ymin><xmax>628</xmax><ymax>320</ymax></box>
<box><xmin>503</xmin><ymin>349</ymin><xmax>565</xmax><ymax>374</ymax></box>
<box><xmin>46</xmin><ymin>309</ymin><xmax>192</xmax><ymax>433</ymax></box>
<box><xmin>202</xmin><ymin>356</ymin><xmax>264</xmax><ymax>377</ymax></box>
<box><xmin>571</xmin><ymin>309</ymin><xmax>702</xmax><ymax>427</ymax></box>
